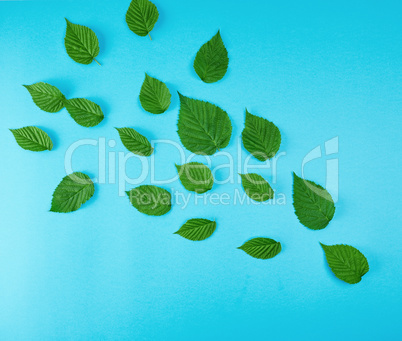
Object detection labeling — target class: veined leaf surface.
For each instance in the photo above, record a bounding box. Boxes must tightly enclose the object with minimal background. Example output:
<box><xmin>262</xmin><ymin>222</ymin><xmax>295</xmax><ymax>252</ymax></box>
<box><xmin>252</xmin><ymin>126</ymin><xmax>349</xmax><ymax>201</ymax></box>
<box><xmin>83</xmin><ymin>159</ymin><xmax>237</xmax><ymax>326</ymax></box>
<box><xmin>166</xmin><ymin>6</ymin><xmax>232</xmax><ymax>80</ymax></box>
<box><xmin>242</xmin><ymin>109</ymin><xmax>281</xmax><ymax>161</ymax></box>
<box><xmin>240</xmin><ymin>173</ymin><xmax>274</xmax><ymax>202</ymax></box>
<box><xmin>23</xmin><ymin>82</ymin><xmax>65</xmax><ymax>113</ymax></box>
<box><xmin>177</xmin><ymin>93</ymin><xmax>232</xmax><ymax>155</ymax></box>
<box><xmin>64</xmin><ymin>98</ymin><xmax>104</xmax><ymax>127</ymax></box>
<box><xmin>126</xmin><ymin>185</ymin><xmax>171</xmax><ymax>216</ymax></box>
<box><xmin>320</xmin><ymin>243</ymin><xmax>369</xmax><ymax>284</ymax></box>
<box><xmin>174</xmin><ymin>218</ymin><xmax>216</xmax><ymax>241</ymax></box>
<box><xmin>50</xmin><ymin>172</ymin><xmax>95</xmax><ymax>213</ymax></box>
<box><xmin>176</xmin><ymin>162</ymin><xmax>213</xmax><ymax>193</ymax></box>
<box><xmin>10</xmin><ymin>126</ymin><xmax>53</xmax><ymax>152</ymax></box>
<box><xmin>292</xmin><ymin>172</ymin><xmax>335</xmax><ymax>230</ymax></box>
<box><xmin>116</xmin><ymin>127</ymin><xmax>153</xmax><ymax>156</ymax></box>
<box><xmin>193</xmin><ymin>31</ymin><xmax>229</xmax><ymax>83</ymax></box>
<box><xmin>126</xmin><ymin>0</ymin><xmax>159</xmax><ymax>39</ymax></box>
<box><xmin>64</xmin><ymin>19</ymin><xmax>100</xmax><ymax>65</ymax></box>
<box><xmin>238</xmin><ymin>238</ymin><xmax>281</xmax><ymax>259</ymax></box>
<box><xmin>139</xmin><ymin>74</ymin><xmax>171</xmax><ymax>114</ymax></box>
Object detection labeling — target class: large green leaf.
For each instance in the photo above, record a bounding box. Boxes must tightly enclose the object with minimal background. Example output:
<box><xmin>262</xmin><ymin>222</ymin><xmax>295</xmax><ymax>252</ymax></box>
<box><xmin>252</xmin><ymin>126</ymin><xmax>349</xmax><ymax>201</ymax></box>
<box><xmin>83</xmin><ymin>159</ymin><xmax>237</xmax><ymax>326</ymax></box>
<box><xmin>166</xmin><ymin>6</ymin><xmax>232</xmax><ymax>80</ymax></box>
<box><xmin>64</xmin><ymin>19</ymin><xmax>100</xmax><ymax>65</ymax></box>
<box><xmin>292</xmin><ymin>172</ymin><xmax>335</xmax><ymax>230</ymax></box>
<box><xmin>177</xmin><ymin>93</ymin><xmax>232</xmax><ymax>155</ymax></box>
<box><xmin>139</xmin><ymin>74</ymin><xmax>171</xmax><ymax>114</ymax></box>
<box><xmin>174</xmin><ymin>218</ymin><xmax>216</xmax><ymax>241</ymax></box>
<box><xmin>10</xmin><ymin>126</ymin><xmax>53</xmax><ymax>152</ymax></box>
<box><xmin>176</xmin><ymin>162</ymin><xmax>213</xmax><ymax>193</ymax></box>
<box><xmin>242</xmin><ymin>109</ymin><xmax>281</xmax><ymax>161</ymax></box>
<box><xmin>64</xmin><ymin>98</ymin><xmax>104</xmax><ymax>127</ymax></box>
<box><xmin>320</xmin><ymin>243</ymin><xmax>369</xmax><ymax>284</ymax></box>
<box><xmin>126</xmin><ymin>0</ymin><xmax>159</xmax><ymax>39</ymax></box>
<box><xmin>238</xmin><ymin>238</ymin><xmax>281</xmax><ymax>259</ymax></box>
<box><xmin>193</xmin><ymin>31</ymin><xmax>229</xmax><ymax>83</ymax></box>
<box><xmin>50</xmin><ymin>172</ymin><xmax>95</xmax><ymax>213</ymax></box>
<box><xmin>126</xmin><ymin>185</ymin><xmax>171</xmax><ymax>216</ymax></box>
<box><xmin>116</xmin><ymin>127</ymin><xmax>153</xmax><ymax>156</ymax></box>
<box><xmin>239</xmin><ymin>173</ymin><xmax>273</xmax><ymax>202</ymax></box>
<box><xmin>23</xmin><ymin>82</ymin><xmax>65</xmax><ymax>113</ymax></box>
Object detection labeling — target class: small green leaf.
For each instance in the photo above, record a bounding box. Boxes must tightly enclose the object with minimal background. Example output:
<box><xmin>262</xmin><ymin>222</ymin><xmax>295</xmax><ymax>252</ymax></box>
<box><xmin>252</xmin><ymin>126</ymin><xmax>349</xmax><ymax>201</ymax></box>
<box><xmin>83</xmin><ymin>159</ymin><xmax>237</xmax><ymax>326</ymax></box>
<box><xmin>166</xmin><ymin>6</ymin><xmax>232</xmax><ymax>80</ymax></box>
<box><xmin>126</xmin><ymin>185</ymin><xmax>171</xmax><ymax>216</ymax></box>
<box><xmin>10</xmin><ymin>126</ymin><xmax>53</xmax><ymax>152</ymax></box>
<box><xmin>64</xmin><ymin>19</ymin><xmax>100</xmax><ymax>65</ymax></box>
<box><xmin>177</xmin><ymin>93</ymin><xmax>232</xmax><ymax>155</ymax></box>
<box><xmin>64</xmin><ymin>98</ymin><xmax>104</xmax><ymax>127</ymax></box>
<box><xmin>116</xmin><ymin>127</ymin><xmax>153</xmax><ymax>156</ymax></box>
<box><xmin>320</xmin><ymin>243</ymin><xmax>369</xmax><ymax>284</ymax></box>
<box><xmin>139</xmin><ymin>74</ymin><xmax>171</xmax><ymax>114</ymax></box>
<box><xmin>23</xmin><ymin>82</ymin><xmax>65</xmax><ymax>113</ymax></box>
<box><xmin>238</xmin><ymin>238</ymin><xmax>281</xmax><ymax>259</ymax></box>
<box><xmin>126</xmin><ymin>0</ymin><xmax>159</xmax><ymax>39</ymax></box>
<box><xmin>50</xmin><ymin>172</ymin><xmax>95</xmax><ymax>213</ymax></box>
<box><xmin>239</xmin><ymin>173</ymin><xmax>273</xmax><ymax>202</ymax></box>
<box><xmin>176</xmin><ymin>162</ymin><xmax>213</xmax><ymax>193</ymax></box>
<box><xmin>242</xmin><ymin>109</ymin><xmax>281</xmax><ymax>161</ymax></box>
<box><xmin>174</xmin><ymin>218</ymin><xmax>216</xmax><ymax>241</ymax></box>
<box><xmin>193</xmin><ymin>30</ymin><xmax>229</xmax><ymax>83</ymax></box>
<box><xmin>292</xmin><ymin>172</ymin><xmax>335</xmax><ymax>230</ymax></box>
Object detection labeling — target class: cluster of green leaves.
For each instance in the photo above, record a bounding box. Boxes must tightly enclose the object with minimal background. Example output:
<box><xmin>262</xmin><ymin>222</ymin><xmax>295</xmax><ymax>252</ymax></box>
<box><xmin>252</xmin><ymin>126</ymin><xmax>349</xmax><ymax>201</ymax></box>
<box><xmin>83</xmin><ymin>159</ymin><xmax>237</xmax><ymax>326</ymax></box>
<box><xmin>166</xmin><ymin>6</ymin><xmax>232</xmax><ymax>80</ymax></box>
<box><xmin>23</xmin><ymin>82</ymin><xmax>104</xmax><ymax>128</ymax></box>
<box><xmin>10</xmin><ymin>1</ymin><xmax>370</xmax><ymax>286</ymax></box>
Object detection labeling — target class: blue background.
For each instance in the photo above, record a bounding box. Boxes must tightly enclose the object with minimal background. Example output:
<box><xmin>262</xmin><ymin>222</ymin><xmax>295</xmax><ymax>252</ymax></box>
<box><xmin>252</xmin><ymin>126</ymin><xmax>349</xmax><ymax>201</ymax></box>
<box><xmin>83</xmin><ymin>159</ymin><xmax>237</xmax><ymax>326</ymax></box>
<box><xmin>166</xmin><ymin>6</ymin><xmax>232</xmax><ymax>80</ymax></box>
<box><xmin>0</xmin><ymin>0</ymin><xmax>401</xmax><ymax>339</ymax></box>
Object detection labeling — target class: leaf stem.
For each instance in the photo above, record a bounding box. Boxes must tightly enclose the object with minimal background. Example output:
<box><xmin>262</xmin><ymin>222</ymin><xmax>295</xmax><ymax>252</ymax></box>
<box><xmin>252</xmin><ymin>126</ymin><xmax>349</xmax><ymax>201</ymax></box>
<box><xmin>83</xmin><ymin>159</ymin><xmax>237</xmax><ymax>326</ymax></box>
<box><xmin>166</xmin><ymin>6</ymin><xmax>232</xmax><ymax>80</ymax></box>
<box><xmin>148</xmin><ymin>33</ymin><xmax>152</xmax><ymax>41</ymax></box>
<box><xmin>93</xmin><ymin>58</ymin><xmax>101</xmax><ymax>66</ymax></box>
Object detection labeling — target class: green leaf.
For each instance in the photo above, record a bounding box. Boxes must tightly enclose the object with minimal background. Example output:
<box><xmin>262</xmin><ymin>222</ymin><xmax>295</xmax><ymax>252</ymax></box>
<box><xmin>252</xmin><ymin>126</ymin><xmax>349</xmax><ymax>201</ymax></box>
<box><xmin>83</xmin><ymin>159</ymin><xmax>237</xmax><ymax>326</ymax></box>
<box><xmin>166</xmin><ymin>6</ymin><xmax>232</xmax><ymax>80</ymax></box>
<box><xmin>320</xmin><ymin>243</ymin><xmax>369</xmax><ymax>284</ymax></box>
<box><xmin>116</xmin><ymin>127</ymin><xmax>153</xmax><ymax>156</ymax></box>
<box><xmin>292</xmin><ymin>172</ymin><xmax>335</xmax><ymax>230</ymax></box>
<box><xmin>174</xmin><ymin>218</ymin><xmax>216</xmax><ymax>241</ymax></box>
<box><xmin>64</xmin><ymin>98</ymin><xmax>104</xmax><ymax>127</ymax></box>
<box><xmin>139</xmin><ymin>73</ymin><xmax>171</xmax><ymax>114</ymax></box>
<box><xmin>242</xmin><ymin>109</ymin><xmax>281</xmax><ymax>161</ymax></box>
<box><xmin>239</xmin><ymin>173</ymin><xmax>274</xmax><ymax>202</ymax></box>
<box><xmin>175</xmin><ymin>162</ymin><xmax>213</xmax><ymax>193</ymax></box>
<box><xmin>10</xmin><ymin>126</ymin><xmax>53</xmax><ymax>152</ymax></box>
<box><xmin>50</xmin><ymin>172</ymin><xmax>95</xmax><ymax>213</ymax></box>
<box><xmin>238</xmin><ymin>238</ymin><xmax>281</xmax><ymax>259</ymax></box>
<box><xmin>126</xmin><ymin>185</ymin><xmax>171</xmax><ymax>216</ymax></box>
<box><xmin>177</xmin><ymin>93</ymin><xmax>232</xmax><ymax>155</ymax></box>
<box><xmin>23</xmin><ymin>82</ymin><xmax>65</xmax><ymax>113</ymax></box>
<box><xmin>64</xmin><ymin>19</ymin><xmax>100</xmax><ymax>65</ymax></box>
<box><xmin>193</xmin><ymin>30</ymin><xmax>229</xmax><ymax>83</ymax></box>
<box><xmin>126</xmin><ymin>0</ymin><xmax>159</xmax><ymax>39</ymax></box>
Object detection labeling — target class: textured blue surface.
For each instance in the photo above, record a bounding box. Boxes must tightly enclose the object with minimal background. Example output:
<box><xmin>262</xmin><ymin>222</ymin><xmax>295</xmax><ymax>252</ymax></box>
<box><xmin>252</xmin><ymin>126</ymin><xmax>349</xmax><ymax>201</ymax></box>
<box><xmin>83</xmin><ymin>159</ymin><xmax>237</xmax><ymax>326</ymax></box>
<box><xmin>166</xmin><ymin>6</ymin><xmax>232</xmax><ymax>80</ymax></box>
<box><xmin>0</xmin><ymin>0</ymin><xmax>401</xmax><ymax>340</ymax></box>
